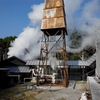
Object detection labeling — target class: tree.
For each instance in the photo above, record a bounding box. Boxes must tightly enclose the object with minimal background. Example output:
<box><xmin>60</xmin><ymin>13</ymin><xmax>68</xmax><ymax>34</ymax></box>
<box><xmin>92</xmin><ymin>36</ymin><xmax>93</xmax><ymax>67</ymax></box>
<box><xmin>69</xmin><ymin>29</ymin><xmax>84</xmax><ymax>48</ymax></box>
<box><xmin>0</xmin><ymin>38</ymin><xmax>5</xmax><ymax>48</ymax></box>
<box><xmin>3</xmin><ymin>36</ymin><xmax>17</xmax><ymax>48</ymax></box>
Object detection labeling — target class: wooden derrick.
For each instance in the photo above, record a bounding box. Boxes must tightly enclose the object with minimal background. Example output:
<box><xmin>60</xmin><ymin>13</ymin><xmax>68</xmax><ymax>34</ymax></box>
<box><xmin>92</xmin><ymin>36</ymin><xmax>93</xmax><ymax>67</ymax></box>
<box><xmin>37</xmin><ymin>0</ymin><xmax>69</xmax><ymax>87</ymax></box>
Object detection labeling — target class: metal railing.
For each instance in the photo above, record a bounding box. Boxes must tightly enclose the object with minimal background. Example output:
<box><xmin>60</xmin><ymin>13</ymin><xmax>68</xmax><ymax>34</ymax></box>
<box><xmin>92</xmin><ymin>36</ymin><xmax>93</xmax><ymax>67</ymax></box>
<box><xmin>24</xmin><ymin>78</ymin><xmax>32</xmax><ymax>84</ymax></box>
<box><xmin>81</xmin><ymin>69</ymin><xmax>95</xmax><ymax>80</ymax></box>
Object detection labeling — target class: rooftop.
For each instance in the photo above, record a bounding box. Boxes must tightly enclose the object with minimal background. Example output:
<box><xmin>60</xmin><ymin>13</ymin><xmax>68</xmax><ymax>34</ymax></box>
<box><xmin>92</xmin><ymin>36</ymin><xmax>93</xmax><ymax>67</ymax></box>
<box><xmin>26</xmin><ymin>53</ymin><xmax>96</xmax><ymax>66</ymax></box>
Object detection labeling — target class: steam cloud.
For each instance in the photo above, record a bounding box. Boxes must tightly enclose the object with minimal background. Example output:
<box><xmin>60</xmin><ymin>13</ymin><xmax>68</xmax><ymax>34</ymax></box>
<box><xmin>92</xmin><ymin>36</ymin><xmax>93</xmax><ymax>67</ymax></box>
<box><xmin>8</xmin><ymin>3</ymin><xmax>44</xmax><ymax>61</ymax></box>
<box><xmin>64</xmin><ymin>0</ymin><xmax>100</xmax><ymax>53</ymax></box>
<box><xmin>8</xmin><ymin>0</ymin><xmax>100</xmax><ymax>61</ymax></box>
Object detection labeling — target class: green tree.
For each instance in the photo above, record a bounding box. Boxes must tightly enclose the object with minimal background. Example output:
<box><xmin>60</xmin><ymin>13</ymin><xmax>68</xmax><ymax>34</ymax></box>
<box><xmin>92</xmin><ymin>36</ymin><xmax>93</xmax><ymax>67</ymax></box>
<box><xmin>3</xmin><ymin>36</ymin><xmax>17</xmax><ymax>47</ymax></box>
<box><xmin>0</xmin><ymin>38</ymin><xmax>6</xmax><ymax>48</ymax></box>
<box><xmin>69</xmin><ymin>29</ymin><xmax>82</xmax><ymax>48</ymax></box>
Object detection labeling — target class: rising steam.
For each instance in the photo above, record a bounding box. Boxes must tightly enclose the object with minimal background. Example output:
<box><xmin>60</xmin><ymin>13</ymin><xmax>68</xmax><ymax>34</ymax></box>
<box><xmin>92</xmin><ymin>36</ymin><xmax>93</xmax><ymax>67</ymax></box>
<box><xmin>64</xmin><ymin>0</ymin><xmax>100</xmax><ymax>53</ymax></box>
<box><xmin>8</xmin><ymin>0</ymin><xmax>100</xmax><ymax>61</ymax></box>
<box><xmin>8</xmin><ymin>3</ymin><xmax>44</xmax><ymax>61</ymax></box>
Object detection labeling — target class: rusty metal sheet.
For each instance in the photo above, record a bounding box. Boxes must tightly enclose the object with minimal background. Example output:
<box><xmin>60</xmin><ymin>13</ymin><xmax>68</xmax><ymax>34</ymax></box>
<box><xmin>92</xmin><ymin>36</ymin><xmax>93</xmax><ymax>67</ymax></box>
<box><xmin>44</xmin><ymin>0</ymin><xmax>63</xmax><ymax>9</ymax></box>
<box><xmin>41</xmin><ymin>19</ymin><xmax>48</xmax><ymax>29</ymax></box>
<box><xmin>41</xmin><ymin>17</ymin><xmax>65</xmax><ymax>29</ymax></box>
<box><xmin>43</xmin><ymin>7</ymin><xmax>64</xmax><ymax>19</ymax></box>
<box><xmin>55</xmin><ymin>17</ymin><xmax>65</xmax><ymax>28</ymax></box>
<box><xmin>41</xmin><ymin>0</ymin><xmax>66</xmax><ymax>30</ymax></box>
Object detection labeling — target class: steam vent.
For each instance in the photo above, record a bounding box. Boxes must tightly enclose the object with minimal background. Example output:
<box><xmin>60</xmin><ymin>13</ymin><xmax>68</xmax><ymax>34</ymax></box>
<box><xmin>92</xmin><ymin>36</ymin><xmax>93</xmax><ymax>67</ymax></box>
<box><xmin>37</xmin><ymin>0</ymin><xmax>68</xmax><ymax>87</ymax></box>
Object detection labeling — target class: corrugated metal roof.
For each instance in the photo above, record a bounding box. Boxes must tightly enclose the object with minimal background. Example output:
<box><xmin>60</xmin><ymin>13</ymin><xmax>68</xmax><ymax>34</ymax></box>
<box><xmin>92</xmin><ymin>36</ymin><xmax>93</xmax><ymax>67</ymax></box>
<box><xmin>26</xmin><ymin>60</ymin><xmax>88</xmax><ymax>66</ymax></box>
<box><xmin>4</xmin><ymin>66</ymin><xmax>31</xmax><ymax>73</ymax></box>
<box><xmin>67</xmin><ymin>60</ymin><xmax>88</xmax><ymax>66</ymax></box>
<box><xmin>26</xmin><ymin>60</ymin><xmax>61</xmax><ymax>66</ymax></box>
<box><xmin>26</xmin><ymin>53</ymin><xmax>96</xmax><ymax>66</ymax></box>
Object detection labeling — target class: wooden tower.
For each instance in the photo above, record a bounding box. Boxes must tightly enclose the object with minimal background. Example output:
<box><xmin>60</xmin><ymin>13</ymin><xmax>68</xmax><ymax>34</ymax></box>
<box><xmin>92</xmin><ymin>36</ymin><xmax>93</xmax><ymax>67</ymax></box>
<box><xmin>37</xmin><ymin>0</ymin><xmax>68</xmax><ymax>87</ymax></box>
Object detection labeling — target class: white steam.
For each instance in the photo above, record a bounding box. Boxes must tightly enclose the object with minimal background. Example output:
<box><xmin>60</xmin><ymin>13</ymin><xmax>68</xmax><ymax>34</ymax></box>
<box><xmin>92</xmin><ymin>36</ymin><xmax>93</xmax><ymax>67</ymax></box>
<box><xmin>8</xmin><ymin>0</ymin><xmax>100</xmax><ymax>61</ymax></box>
<box><xmin>64</xmin><ymin>0</ymin><xmax>100</xmax><ymax>53</ymax></box>
<box><xmin>28</xmin><ymin>3</ymin><xmax>43</xmax><ymax>26</ymax></box>
<box><xmin>8</xmin><ymin>3</ymin><xmax>44</xmax><ymax>61</ymax></box>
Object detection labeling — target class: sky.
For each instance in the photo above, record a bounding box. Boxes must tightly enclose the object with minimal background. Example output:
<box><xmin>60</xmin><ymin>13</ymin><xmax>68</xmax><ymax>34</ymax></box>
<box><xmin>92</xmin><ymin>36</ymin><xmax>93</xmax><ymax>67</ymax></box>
<box><xmin>0</xmin><ymin>0</ymin><xmax>100</xmax><ymax>61</ymax></box>
<box><xmin>0</xmin><ymin>0</ymin><xmax>44</xmax><ymax>38</ymax></box>
<box><xmin>0</xmin><ymin>0</ymin><xmax>100</xmax><ymax>39</ymax></box>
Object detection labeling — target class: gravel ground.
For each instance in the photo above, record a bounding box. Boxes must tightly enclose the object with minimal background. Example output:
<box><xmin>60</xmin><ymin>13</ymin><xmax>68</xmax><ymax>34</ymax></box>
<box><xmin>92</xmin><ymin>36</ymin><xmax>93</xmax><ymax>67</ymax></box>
<box><xmin>75</xmin><ymin>84</ymin><xmax>87</xmax><ymax>91</ymax></box>
<box><xmin>35</xmin><ymin>88</ymin><xmax>83</xmax><ymax>100</ymax></box>
<box><xmin>35</xmin><ymin>83</ymin><xmax>87</xmax><ymax>100</ymax></box>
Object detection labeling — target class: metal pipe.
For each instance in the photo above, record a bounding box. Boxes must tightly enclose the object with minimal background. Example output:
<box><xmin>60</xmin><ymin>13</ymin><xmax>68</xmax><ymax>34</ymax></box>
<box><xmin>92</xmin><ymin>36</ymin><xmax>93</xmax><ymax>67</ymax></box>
<box><xmin>8</xmin><ymin>75</ymin><xmax>20</xmax><ymax>84</ymax></box>
<box><xmin>24</xmin><ymin>78</ymin><xmax>32</xmax><ymax>84</ymax></box>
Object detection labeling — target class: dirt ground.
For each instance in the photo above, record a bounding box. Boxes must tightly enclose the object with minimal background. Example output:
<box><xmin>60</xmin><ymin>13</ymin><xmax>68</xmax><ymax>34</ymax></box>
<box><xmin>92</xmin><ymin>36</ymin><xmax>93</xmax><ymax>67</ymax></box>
<box><xmin>0</xmin><ymin>81</ymin><xmax>89</xmax><ymax>100</ymax></box>
<box><xmin>35</xmin><ymin>82</ymin><xmax>88</xmax><ymax>100</ymax></box>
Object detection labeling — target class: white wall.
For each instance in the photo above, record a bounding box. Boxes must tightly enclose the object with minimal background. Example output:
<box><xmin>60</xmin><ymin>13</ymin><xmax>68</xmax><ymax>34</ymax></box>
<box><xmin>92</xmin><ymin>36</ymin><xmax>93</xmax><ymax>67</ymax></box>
<box><xmin>96</xmin><ymin>42</ymin><xmax>100</xmax><ymax>78</ymax></box>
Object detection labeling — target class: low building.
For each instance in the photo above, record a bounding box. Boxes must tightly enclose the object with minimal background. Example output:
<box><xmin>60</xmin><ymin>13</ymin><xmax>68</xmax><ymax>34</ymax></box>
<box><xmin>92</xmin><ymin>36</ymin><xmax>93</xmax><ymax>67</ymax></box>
<box><xmin>26</xmin><ymin>53</ymin><xmax>96</xmax><ymax>81</ymax></box>
<box><xmin>0</xmin><ymin>56</ymin><xmax>31</xmax><ymax>89</ymax></box>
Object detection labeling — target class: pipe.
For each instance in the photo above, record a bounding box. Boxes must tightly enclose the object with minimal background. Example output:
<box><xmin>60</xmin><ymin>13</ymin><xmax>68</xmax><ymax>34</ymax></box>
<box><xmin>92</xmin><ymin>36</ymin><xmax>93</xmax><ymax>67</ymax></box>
<box><xmin>24</xmin><ymin>78</ymin><xmax>32</xmax><ymax>84</ymax></box>
<box><xmin>8</xmin><ymin>75</ymin><xmax>20</xmax><ymax>84</ymax></box>
<box><xmin>32</xmin><ymin>69</ymin><xmax>38</xmax><ymax>76</ymax></box>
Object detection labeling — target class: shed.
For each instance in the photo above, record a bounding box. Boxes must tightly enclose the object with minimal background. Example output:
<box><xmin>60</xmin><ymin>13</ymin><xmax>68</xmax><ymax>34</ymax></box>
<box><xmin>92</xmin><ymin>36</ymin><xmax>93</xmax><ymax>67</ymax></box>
<box><xmin>0</xmin><ymin>56</ymin><xmax>31</xmax><ymax>89</ymax></box>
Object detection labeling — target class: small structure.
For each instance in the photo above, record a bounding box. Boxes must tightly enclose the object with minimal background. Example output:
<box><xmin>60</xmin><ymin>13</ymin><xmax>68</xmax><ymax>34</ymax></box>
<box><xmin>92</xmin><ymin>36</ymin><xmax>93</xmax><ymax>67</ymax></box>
<box><xmin>0</xmin><ymin>56</ymin><xmax>31</xmax><ymax>89</ymax></box>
